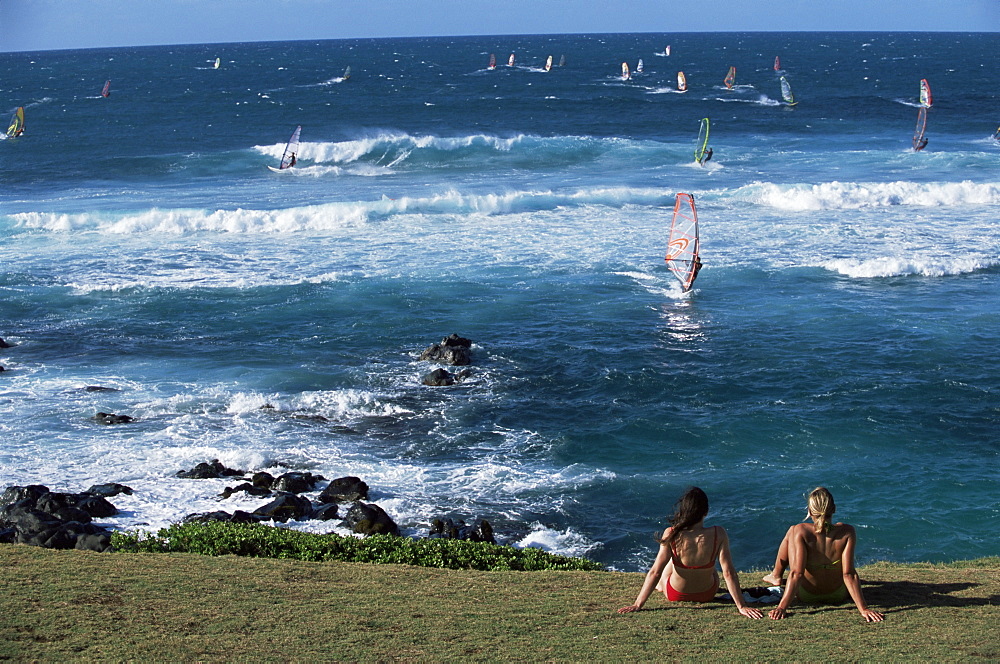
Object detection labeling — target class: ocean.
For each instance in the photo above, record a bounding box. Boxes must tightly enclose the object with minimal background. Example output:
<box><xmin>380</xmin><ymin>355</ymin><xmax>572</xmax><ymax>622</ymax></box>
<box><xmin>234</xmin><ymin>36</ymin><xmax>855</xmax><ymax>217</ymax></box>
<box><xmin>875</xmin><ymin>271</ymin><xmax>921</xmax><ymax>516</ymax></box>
<box><xmin>1</xmin><ymin>32</ymin><xmax>998</xmax><ymax>571</ymax></box>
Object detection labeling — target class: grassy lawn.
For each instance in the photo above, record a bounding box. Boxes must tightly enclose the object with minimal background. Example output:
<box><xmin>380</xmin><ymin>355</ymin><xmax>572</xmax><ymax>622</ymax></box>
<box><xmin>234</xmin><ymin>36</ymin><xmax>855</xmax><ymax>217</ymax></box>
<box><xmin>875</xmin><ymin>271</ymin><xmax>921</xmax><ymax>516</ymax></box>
<box><xmin>1</xmin><ymin>545</ymin><xmax>997</xmax><ymax>661</ymax></box>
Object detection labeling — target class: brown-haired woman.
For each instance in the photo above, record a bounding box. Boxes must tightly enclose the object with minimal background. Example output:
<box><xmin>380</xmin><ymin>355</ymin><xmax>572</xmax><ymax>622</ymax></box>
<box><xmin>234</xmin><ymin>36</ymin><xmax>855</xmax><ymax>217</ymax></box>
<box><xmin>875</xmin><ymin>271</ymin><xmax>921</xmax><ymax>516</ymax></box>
<box><xmin>618</xmin><ymin>487</ymin><xmax>762</xmax><ymax>618</ymax></box>
<box><xmin>763</xmin><ymin>487</ymin><xmax>884</xmax><ymax>622</ymax></box>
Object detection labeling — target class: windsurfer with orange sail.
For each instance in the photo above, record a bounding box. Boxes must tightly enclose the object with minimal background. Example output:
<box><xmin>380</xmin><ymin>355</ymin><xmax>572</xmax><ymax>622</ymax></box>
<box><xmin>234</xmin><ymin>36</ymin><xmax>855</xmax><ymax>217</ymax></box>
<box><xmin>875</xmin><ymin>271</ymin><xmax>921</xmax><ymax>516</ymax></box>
<box><xmin>665</xmin><ymin>193</ymin><xmax>702</xmax><ymax>292</ymax></box>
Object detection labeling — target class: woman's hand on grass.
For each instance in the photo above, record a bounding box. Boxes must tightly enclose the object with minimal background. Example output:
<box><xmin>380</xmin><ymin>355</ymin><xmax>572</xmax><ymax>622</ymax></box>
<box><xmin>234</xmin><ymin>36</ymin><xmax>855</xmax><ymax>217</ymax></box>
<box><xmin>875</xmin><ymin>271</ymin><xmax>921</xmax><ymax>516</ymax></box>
<box><xmin>738</xmin><ymin>606</ymin><xmax>763</xmax><ymax>619</ymax></box>
<box><xmin>860</xmin><ymin>608</ymin><xmax>885</xmax><ymax>623</ymax></box>
<box><xmin>768</xmin><ymin>606</ymin><xmax>788</xmax><ymax>620</ymax></box>
<box><xmin>617</xmin><ymin>605</ymin><xmax>640</xmax><ymax>614</ymax></box>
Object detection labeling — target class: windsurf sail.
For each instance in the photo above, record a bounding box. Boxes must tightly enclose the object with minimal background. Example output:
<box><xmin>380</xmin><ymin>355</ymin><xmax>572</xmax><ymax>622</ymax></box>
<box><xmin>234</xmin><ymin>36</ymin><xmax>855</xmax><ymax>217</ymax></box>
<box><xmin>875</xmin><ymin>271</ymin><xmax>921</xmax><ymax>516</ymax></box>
<box><xmin>913</xmin><ymin>107</ymin><xmax>928</xmax><ymax>151</ymax></box>
<box><xmin>6</xmin><ymin>106</ymin><xmax>24</xmax><ymax>137</ymax></box>
<box><xmin>213</xmin><ymin>57</ymin><xmax>221</xmax><ymax>69</ymax></box>
<box><xmin>665</xmin><ymin>45</ymin><xmax>671</xmax><ymax>56</ymax></box>
<box><xmin>694</xmin><ymin>118</ymin><xmax>710</xmax><ymax>164</ymax></box>
<box><xmin>780</xmin><ymin>76</ymin><xmax>796</xmax><ymax>105</ymax></box>
<box><xmin>724</xmin><ymin>66</ymin><xmax>736</xmax><ymax>89</ymax></box>
<box><xmin>677</xmin><ymin>71</ymin><xmax>687</xmax><ymax>92</ymax></box>
<box><xmin>919</xmin><ymin>78</ymin><xmax>932</xmax><ymax>108</ymax></box>
<box><xmin>559</xmin><ymin>54</ymin><xmax>566</xmax><ymax>67</ymax></box>
<box><xmin>636</xmin><ymin>59</ymin><xmax>644</xmax><ymax>73</ymax></box>
<box><xmin>488</xmin><ymin>54</ymin><xmax>496</xmax><ymax>70</ymax></box>
<box><xmin>993</xmin><ymin>125</ymin><xmax>1000</xmax><ymax>142</ymax></box>
<box><xmin>343</xmin><ymin>66</ymin><xmax>351</xmax><ymax>80</ymax></box>
<box><xmin>665</xmin><ymin>193</ymin><xmax>702</xmax><ymax>292</ymax></box>
<box><xmin>274</xmin><ymin>125</ymin><xmax>301</xmax><ymax>170</ymax></box>
<box><xmin>545</xmin><ymin>55</ymin><xmax>553</xmax><ymax>72</ymax></box>
<box><xmin>774</xmin><ymin>56</ymin><xmax>781</xmax><ymax>71</ymax></box>
<box><xmin>508</xmin><ymin>53</ymin><xmax>515</xmax><ymax>67</ymax></box>
<box><xmin>621</xmin><ymin>62</ymin><xmax>630</xmax><ymax>81</ymax></box>
<box><xmin>101</xmin><ymin>80</ymin><xmax>111</xmax><ymax>97</ymax></box>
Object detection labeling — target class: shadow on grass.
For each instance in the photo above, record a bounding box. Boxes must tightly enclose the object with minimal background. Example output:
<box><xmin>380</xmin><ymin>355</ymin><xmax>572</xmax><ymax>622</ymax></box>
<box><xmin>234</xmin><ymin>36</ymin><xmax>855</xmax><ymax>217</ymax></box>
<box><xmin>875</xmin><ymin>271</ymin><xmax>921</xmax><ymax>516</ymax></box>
<box><xmin>863</xmin><ymin>579</ymin><xmax>998</xmax><ymax>610</ymax></box>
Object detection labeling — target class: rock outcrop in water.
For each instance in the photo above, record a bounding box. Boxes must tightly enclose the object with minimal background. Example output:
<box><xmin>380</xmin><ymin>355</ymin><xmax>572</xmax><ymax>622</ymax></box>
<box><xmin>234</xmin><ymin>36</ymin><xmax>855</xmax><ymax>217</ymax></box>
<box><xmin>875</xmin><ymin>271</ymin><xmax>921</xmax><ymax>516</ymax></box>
<box><xmin>419</xmin><ymin>333</ymin><xmax>473</xmax><ymax>366</ymax></box>
<box><xmin>2</xmin><ymin>466</ymin><xmax>499</xmax><ymax>553</ymax></box>
<box><xmin>429</xmin><ymin>517</ymin><xmax>496</xmax><ymax>544</ymax></box>
<box><xmin>0</xmin><ymin>484</ymin><xmax>123</xmax><ymax>552</ymax></box>
<box><xmin>93</xmin><ymin>412</ymin><xmax>135</xmax><ymax>425</ymax></box>
<box><xmin>176</xmin><ymin>459</ymin><xmax>245</xmax><ymax>479</ymax></box>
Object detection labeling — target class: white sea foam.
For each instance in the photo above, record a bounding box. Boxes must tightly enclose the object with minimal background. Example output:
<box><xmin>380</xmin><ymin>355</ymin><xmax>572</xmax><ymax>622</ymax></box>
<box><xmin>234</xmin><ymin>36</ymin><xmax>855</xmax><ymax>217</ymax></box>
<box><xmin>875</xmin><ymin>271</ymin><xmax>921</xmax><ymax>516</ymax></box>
<box><xmin>513</xmin><ymin>523</ymin><xmax>601</xmax><ymax>558</ymax></box>
<box><xmin>255</xmin><ymin>132</ymin><xmax>528</xmax><ymax>165</ymax></box>
<box><xmin>734</xmin><ymin>180</ymin><xmax>1000</xmax><ymax>210</ymax></box>
<box><xmin>10</xmin><ymin>186</ymin><xmax>674</xmax><ymax>235</ymax></box>
<box><xmin>821</xmin><ymin>256</ymin><xmax>993</xmax><ymax>278</ymax></box>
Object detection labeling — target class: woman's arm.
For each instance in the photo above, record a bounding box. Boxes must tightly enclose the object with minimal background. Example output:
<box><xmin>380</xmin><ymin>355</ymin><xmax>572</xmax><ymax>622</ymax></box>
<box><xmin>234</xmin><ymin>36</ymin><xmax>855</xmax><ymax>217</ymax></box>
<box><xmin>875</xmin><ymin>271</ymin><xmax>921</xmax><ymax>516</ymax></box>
<box><xmin>718</xmin><ymin>528</ymin><xmax>763</xmax><ymax>619</ymax></box>
<box><xmin>618</xmin><ymin>537</ymin><xmax>671</xmax><ymax>614</ymax></box>
<box><xmin>841</xmin><ymin>526</ymin><xmax>885</xmax><ymax>623</ymax></box>
<box><xmin>769</xmin><ymin>526</ymin><xmax>805</xmax><ymax>620</ymax></box>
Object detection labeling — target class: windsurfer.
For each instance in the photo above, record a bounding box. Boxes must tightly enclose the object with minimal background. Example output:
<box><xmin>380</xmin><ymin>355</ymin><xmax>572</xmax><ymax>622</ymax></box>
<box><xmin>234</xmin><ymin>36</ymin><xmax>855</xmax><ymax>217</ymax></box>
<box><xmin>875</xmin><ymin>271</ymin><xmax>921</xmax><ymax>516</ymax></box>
<box><xmin>700</xmin><ymin>148</ymin><xmax>713</xmax><ymax>165</ymax></box>
<box><xmin>288</xmin><ymin>154</ymin><xmax>297</xmax><ymax>168</ymax></box>
<box><xmin>691</xmin><ymin>256</ymin><xmax>703</xmax><ymax>284</ymax></box>
<box><xmin>915</xmin><ymin>138</ymin><xmax>928</xmax><ymax>152</ymax></box>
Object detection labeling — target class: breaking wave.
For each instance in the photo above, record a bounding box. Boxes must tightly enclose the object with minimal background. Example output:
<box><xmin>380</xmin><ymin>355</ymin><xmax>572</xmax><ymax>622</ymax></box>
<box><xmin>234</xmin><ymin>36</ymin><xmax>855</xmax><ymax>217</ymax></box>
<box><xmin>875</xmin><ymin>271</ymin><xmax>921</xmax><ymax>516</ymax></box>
<box><xmin>731</xmin><ymin>180</ymin><xmax>1000</xmax><ymax>210</ymax></box>
<box><xmin>821</xmin><ymin>256</ymin><xmax>995</xmax><ymax>278</ymax></box>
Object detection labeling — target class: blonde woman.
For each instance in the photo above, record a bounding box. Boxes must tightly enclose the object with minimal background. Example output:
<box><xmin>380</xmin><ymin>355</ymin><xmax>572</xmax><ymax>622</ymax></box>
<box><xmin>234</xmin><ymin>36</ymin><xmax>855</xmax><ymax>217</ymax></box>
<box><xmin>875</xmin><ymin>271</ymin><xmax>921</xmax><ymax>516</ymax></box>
<box><xmin>618</xmin><ymin>487</ymin><xmax>762</xmax><ymax>619</ymax></box>
<box><xmin>764</xmin><ymin>487</ymin><xmax>884</xmax><ymax>622</ymax></box>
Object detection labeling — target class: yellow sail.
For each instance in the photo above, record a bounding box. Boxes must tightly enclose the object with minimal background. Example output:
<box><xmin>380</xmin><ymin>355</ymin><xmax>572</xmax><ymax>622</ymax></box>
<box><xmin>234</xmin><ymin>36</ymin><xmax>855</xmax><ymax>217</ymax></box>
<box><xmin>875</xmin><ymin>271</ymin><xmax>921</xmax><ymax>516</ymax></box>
<box><xmin>6</xmin><ymin>106</ymin><xmax>24</xmax><ymax>137</ymax></box>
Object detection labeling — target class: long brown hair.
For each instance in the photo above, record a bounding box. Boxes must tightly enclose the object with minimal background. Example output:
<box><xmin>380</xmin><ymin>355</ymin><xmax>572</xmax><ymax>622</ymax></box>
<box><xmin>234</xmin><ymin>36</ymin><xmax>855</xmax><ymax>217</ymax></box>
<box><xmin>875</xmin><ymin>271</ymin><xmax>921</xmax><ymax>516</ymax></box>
<box><xmin>807</xmin><ymin>487</ymin><xmax>836</xmax><ymax>533</ymax></box>
<box><xmin>659</xmin><ymin>486</ymin><xmax>709</xmax><ymax>546</ymax></box>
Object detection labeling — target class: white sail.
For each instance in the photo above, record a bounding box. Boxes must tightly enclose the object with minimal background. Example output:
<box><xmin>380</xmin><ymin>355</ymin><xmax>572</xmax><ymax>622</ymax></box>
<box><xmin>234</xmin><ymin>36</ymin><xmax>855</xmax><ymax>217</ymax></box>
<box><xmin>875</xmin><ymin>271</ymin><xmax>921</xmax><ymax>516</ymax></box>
<box><xmin>269</xmin><ymin>125</ymin><xmax>301</xmax><ymax>171</ymax></box>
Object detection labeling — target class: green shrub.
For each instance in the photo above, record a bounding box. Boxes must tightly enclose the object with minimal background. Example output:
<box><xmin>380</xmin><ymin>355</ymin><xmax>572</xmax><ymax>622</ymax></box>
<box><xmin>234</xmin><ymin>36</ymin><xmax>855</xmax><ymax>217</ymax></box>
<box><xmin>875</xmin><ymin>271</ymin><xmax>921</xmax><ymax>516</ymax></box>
<box><xmin>111</xmin><ymin>522</ymin><xmax>603</xmax><ymax>572</ymax></box>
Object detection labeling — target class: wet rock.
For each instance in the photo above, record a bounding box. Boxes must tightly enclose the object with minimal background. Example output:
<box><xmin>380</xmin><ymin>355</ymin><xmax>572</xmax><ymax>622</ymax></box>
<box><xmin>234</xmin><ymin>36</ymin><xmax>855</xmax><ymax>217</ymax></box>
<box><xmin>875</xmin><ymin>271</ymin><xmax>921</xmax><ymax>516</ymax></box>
<box><xmin>182</xmin><ymin>510</ymin><xmax>260</xmax><ymax>524</ymax></box>
<box><xmin>75</xmin><ymin>495</ymin><xmax>118</xmax><ymax>518</ymax></box>
<box><xmin>419</xmin><ymin>333</ymin><xmax>473</xmax><ymax>366</ymax></box>
<box><xmin>272</xmin><ymin>471</ymin><xmax>324</xmax><ymax>494</ymax></box>
<box><xmin>345</xmin><ymin>502</ymin><xmax>399</xmax><ymax>537</ymax></box>
<box><xmin>219</xmin><ymin>482</ymin><xmax>272</xmax><ymax>499</ymax></box>
<box><xmin>0</xmin><ymin>337</ymin><xmax>12</xmax><ymax>348</ymax></box>
<box><xmin>35</xmin><ymin>493</ymin><xmax>92</xmax><ymax>524</ymax></box>
<box><xmin>84</xmin><ymin>385</ymin><xmax>120</xmax><ymax>392</ymax></box>
<box><xmin>428</xmin><ymin>517</ymin><xmax>496</xmax><ymax>544</ymax></box>
<box><xmin>311</xmin><ymin>503</ymin><xmax>340</xmax><ymax>521</ymax></box>
<box><xmin>94</xmin><ymin>412</ymin><xmax>134</xmax><ymax>425</ymax></box>
<box><xmin>318</xmin><ymin>476</ymin><xmax>369</xmax><ymax>503</ymax></box>
<box><xmin>422</xmin><ymin>368</ymin><xmax>456</xmax><ymax>386</ymax></box>
<box><xmin>0</xmin><ymin>485</ymin><xmax>49</xmax><ymax>508</ymax></box>
<box><xmin>176</xmin><ymin>459</ymin><xmax>244</xmax><ymax>479</ymax></box>
<box><xmin>0</xmin><ymin>484</ymin><xmax>117</xmax><ymax>552</ymax></box>
<box><xmin>84</xmin><ymin>483</ymin><xmax>134</xmax><ymax>498</ymax></box>
<box><xmin>252</xmin><ymin>494</ymin><xmax>313</xmax><ymax>522</ymax></box>
<box><xmin>251</xmin><ymin>472</ymin><xmax>275</xmax><ymax>489</ymax></box>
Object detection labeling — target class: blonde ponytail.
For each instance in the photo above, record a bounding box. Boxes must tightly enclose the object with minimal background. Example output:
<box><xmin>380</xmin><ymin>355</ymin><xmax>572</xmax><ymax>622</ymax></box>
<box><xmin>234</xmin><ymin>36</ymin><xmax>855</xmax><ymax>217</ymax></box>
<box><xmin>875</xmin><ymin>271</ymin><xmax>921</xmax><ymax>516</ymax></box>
<box><xmin>807</xmin><ymin>487</ymin><xmax>835</xmax><ymax>534</ymax></box>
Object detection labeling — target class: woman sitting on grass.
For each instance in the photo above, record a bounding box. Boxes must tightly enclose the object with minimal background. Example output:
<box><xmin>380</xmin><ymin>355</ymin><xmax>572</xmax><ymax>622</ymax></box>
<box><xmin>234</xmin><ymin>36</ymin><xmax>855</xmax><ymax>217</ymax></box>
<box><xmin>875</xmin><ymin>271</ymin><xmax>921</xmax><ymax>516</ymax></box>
<box><xmin>618</xmin><ymin>486</ymin><xmax>762</xmax><ymax>619</ymax></box>
<box><xmin>763</xmin><ymin>486</ymin><xmax>884</xmax><ymax>622</ymax></box>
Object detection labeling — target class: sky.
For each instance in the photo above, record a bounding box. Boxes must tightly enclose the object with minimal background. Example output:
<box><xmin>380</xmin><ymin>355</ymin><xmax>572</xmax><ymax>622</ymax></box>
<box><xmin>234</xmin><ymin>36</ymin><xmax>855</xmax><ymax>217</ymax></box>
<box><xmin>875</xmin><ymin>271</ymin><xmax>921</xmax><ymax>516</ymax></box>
<box><xmin>1</xmin><ymin>0</ymin><xmax>998</xmax><ymax>52</ymax></box>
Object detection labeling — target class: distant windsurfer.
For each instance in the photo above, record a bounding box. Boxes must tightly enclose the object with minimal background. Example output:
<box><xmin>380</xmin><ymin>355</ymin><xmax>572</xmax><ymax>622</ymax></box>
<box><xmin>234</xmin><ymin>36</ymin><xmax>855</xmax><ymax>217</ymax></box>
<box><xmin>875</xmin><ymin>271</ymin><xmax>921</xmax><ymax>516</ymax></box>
<box><xmin>914</xmin><ymin>138</ymin><xmax>928</xmax><ymax>152</ymax></box>
<box><xmin>287</xmin><ymin>153</ymin><xmax>297</xmax><ymax>168</ymax></box>
<box><xmin>700</xmin><ymin>148</ymin><xmax>713</xmax><ymax>165</ymax></box>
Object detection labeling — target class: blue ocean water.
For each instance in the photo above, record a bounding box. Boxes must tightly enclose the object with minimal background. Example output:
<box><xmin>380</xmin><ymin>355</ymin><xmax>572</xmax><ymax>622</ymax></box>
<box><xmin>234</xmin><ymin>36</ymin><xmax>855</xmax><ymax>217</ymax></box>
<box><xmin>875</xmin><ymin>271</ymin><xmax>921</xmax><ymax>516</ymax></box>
<box><xmin>1</xmin><ymin>32</ymin><xmax>998</xmax><ymax>571</ymax></box>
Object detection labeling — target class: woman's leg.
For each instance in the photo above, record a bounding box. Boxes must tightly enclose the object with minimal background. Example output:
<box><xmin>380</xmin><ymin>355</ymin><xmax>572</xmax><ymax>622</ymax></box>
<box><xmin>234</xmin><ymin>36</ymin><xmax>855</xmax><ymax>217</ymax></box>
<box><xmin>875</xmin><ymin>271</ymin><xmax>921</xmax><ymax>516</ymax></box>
<box><xmin>762</xmin><ymin>528</ymin><xmax>791</xmax><ymax>586</ymax></box>
<box><xmin>655</xmin><ymin>559</ymin><xmax>675</xmax><ymax>596</ymax></box>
